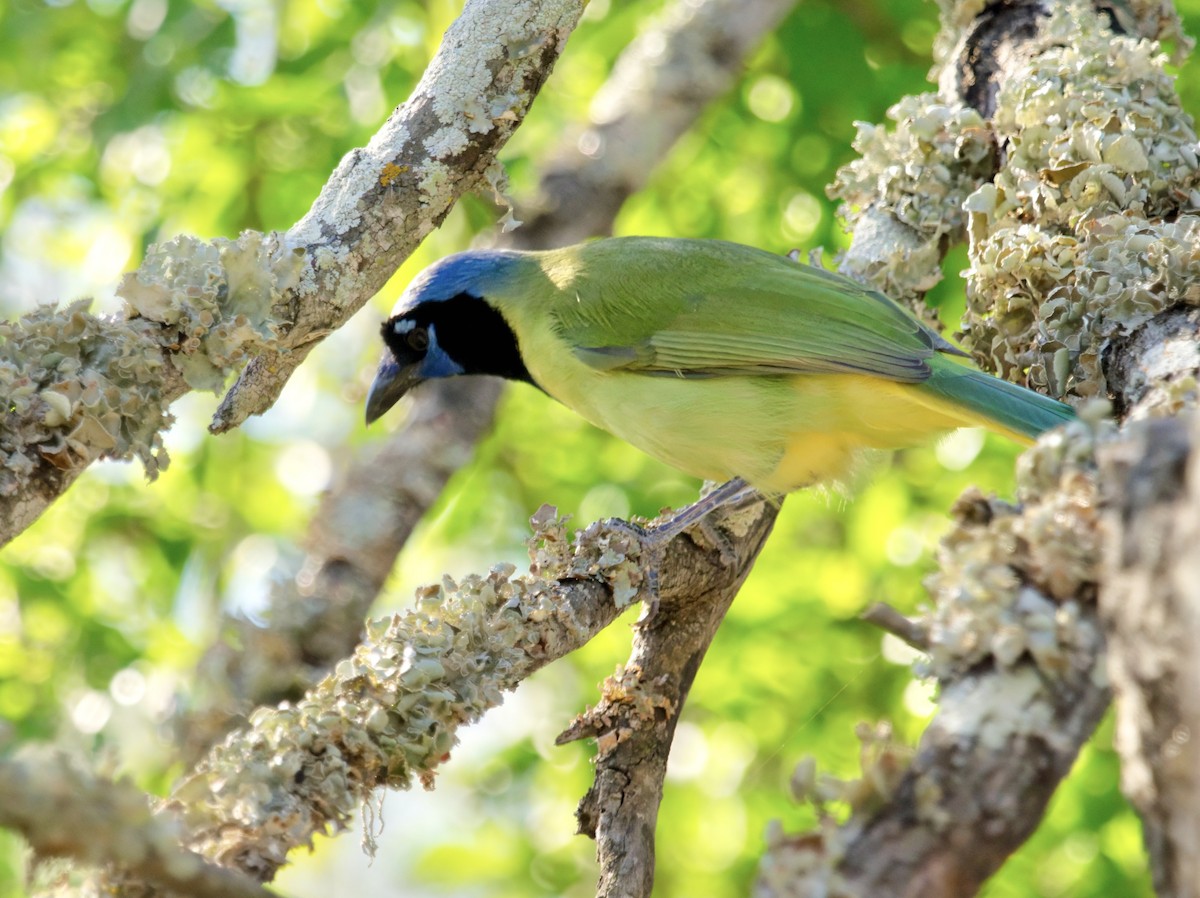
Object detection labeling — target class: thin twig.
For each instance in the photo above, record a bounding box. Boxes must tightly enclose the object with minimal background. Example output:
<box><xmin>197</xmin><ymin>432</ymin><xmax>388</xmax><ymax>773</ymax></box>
<box><xmin>861</xmin><ymin>602</ymin><xmax>930</xmax><ymax>652</ymax></box>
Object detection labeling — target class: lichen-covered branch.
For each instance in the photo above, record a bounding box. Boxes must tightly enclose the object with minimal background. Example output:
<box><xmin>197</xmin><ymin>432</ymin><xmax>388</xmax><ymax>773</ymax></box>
<box><xmin>762</xmin><ymin>0</ymin><xmax>1200</xmax><ymax>893</ymax></box>
<box><xmin>759</xmin><ymin>417</ymin><xmax>1109</xmax><ymax>897</ymax></box>
<box><xmin>1099</xmin><ymin>413</ymin><xmax>1200</xmax><ymax>898</ymax></box>
<box><xmin>0</xmin><ymin>0</ymin><xmax>586</xmax><ymax>548</ymax></box>
<box><xmin>160</xmin><ymin>500</ymin><xmax>777</xmax><ymax>885</ymax></box>
<box><xmin>559</xmin><ymin>497</ymin><xmax>778</xmax><ymax>898</ymax></box>
<box><xmin>166</xmin><ymin>513</ymin><xmax>630</xmax><ymax>882</ymax></box>
<box><xmin>0</xmin><ymin>750</ymin><xmax>273</xmax><ymax>898</ymax></box>
<box><xmin>954</xmin><ymin>2</ymin><xmax>1200</xmax><ymax>399</ymax></box>
<box><xmin>174</xmin><ymin>377</ymin><xmax>504</xmax><ymax>763</ymax></box>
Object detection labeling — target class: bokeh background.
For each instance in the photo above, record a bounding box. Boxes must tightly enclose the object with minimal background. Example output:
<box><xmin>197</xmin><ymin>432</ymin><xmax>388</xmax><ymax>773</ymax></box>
<box><xmin>2</xmin><ymin>0</ymin><xmax>1193</xmax><ymax>895</ymax></box>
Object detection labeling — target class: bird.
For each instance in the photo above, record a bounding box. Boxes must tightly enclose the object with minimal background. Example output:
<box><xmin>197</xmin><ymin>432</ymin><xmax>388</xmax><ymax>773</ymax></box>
<box><xmin>365</xmin><ymin>237</ymin><xmax>1074</xmax><ymax>542</ymax></box>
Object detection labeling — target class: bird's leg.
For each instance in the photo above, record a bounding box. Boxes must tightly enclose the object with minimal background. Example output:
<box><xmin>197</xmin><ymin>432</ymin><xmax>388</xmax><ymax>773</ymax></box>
<box><xmin>610</xmin><ymin>478</ymin><xmax>760</xmax><ymax>611</ymax></box>
<box><xmin>643</xmin><ymin>477</ymin><xmax>758</xmax><ymax>551</ymax></box>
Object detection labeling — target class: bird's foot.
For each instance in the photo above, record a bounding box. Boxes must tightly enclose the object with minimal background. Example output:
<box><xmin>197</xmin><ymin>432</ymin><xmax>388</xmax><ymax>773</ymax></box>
<box><xmin>597</xmin><ymin>518</ymin><xmax>663</xmax><ymax>615</ymax></box>
<box><xmin>687</xmin><ymin>517</ymin><xmax>740</xmax><ymax>567</ymax></box>
<box><xmin>607</xmin><ymin>478</ymin><xmax>761</xmax><ymax>616</ymax></box>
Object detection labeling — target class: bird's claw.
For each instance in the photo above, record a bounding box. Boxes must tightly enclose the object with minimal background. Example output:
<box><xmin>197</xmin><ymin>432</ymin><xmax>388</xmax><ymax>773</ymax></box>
<box><xmin>598</xmin><ymin>518</ymin><xmax>662</xmax><ymax>614</ymax></box>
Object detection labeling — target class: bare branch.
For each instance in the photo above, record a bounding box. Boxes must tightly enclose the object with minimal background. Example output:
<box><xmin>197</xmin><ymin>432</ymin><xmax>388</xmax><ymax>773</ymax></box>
<box><xmin>563</xmin><ymin>498</ymin><xmax>778</xmax><ymax>898</ymax></box>
<box><xmin>1099</xmin><ymin>413</ymin><xmax>1200</xmax><ymax>898</ymax></box>
<box><xmin>0</xmin><ymin>0</ymin><xmax>586</xmax><ymax>547</ymax></box>
<box><xmin>517</xmin><ymin>0</ymin><xmax>799</xmax><ymax>248</ymax></box>
<box><xmin>860</xmin><ymin>602</ymin><xmax>930</xmax><ymax>652</ymax></box>
<box><xmin>0</xmin><ymin>751</ymin><xmax>273</xmax><ymax>898</ymax></box>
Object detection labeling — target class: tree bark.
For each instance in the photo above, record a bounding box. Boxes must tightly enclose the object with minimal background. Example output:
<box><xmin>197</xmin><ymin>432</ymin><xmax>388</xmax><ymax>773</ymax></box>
<box><xmin>762</xmin><ymin>0</ymin><xmax>1200</xmax><ymax>893</ymax></box>
<box><xmin>1099</xmin><ymin>414</ymin><xmax>1200</xmax><ymax>898</ymax></box>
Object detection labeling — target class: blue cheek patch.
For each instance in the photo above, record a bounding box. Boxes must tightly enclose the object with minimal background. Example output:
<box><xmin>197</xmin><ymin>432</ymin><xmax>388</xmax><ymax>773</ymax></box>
<box><xmin>418</xmin><ymin>329</ymin><xmax>465</xmax><ymax>379</ymax></box>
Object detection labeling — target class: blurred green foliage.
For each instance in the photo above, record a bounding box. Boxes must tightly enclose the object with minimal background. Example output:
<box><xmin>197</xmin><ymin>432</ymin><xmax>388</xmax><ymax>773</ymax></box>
<box><xmin>2</xmin><ymin>0</ymin><xmax>1193</xmax><ymax>895</ymax></box>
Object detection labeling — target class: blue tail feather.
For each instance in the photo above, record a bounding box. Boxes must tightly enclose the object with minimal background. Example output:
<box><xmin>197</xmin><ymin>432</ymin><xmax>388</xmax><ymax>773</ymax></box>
<box><xmin>925</xmin><ymin>366</ymin><xmax>1075</xmax><ymax>440</ymax></box>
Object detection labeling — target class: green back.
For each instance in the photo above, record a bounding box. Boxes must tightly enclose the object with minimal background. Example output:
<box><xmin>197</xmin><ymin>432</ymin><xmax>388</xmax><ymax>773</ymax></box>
<box><xmin>532</xmin><ymin>237</ymin><xmax>960</xmax><ymax>382</ymax></box>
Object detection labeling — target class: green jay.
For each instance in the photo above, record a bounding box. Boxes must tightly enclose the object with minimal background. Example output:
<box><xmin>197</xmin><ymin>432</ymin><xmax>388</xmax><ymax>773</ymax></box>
<box><xmin>365</xmin><ymin>237</ymin><xmax>1073</xmax><ymax>542</ymax></box>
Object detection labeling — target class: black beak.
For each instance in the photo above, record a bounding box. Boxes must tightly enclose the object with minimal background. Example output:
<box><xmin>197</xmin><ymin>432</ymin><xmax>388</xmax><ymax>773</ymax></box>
<box><xmin>364</xmin><ymin>350</ymin><xmax>424</xmax><ymax>425</ymax></box>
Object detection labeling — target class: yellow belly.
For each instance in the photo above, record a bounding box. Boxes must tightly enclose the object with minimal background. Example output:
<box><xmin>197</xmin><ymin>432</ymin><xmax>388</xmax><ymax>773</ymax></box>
<box><xmin>515</xmin><ymin>325</ymin><xmax>989</xmax><ymax>494</ymax></box>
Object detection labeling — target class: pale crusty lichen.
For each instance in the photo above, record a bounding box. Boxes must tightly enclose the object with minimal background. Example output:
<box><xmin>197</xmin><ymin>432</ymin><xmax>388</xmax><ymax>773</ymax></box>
<box><xmin>0</xmin><ymin>301</ymin><xmax>172</xmax><ymax>491</ymax></box>
<box><xmin>829</xmin><ymin>97</ymin><xmax>995</xmax><ymax>302</ymax></box>
<box><xmin>172</xmin><ymin>507</ymin><xmax>640</xmax><ymax>879</ymax></box>
<box><xmin>918</xmin><ymin>409</ymin><xmax>1111</xmax><ymax>679</ymax></box>
<box><xmin>959</xmin><ymin>5</ymin><xmax>1200</xmax><ymax>398</ymax></box>
<box><xmin>0</xmin><ymin>231</ymin><xmax>302</xmax><ymax>503</ymax></box>
<box><xmin>119</xmin><ymin>231</ymin><xmax>302</xmax><ymax>393</ymax></box>
<box><xmin>422</xmin><ymin>2</ymin><xmax>559</xmax><ymax>158</ymax></box>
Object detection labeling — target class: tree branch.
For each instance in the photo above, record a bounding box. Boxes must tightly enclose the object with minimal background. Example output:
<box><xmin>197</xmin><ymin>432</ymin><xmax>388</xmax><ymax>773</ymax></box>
<box><xmin>158</xmin><ymin>499</ymin><xmax>774</xmax><ymax>886</ymax></box>
<box><xmin>0</xmin><ymin>751</ymin><xmax>273</xmax><ymax>898</ymax></box>
<box><xmin>516</xmin><ymin>0</ymin><xmax>799</xmax><ymax>248</ymax></box>
<box><xmin>0</xmin><ymin>0</ymin><xmax>586</xmax><ymax>548</ymax></box>
<box><xmin>763</xmin><ymin>0</ymin><xmax>1200</xmax><ymax>892</ymax></box>
<box><xmin>1099</xmin><ymin>413</ymin><xmax>1200</xmax><ymax>898</ymax></box>
<box><xmin>559</xmin><ymin>497</ymin><xmax>778</xmax><ymax>898</ymax></box>
<box><xmin>761</xmin><ymin>422</ymin><xmax>1109</xmax><ymax>896</ymax></box>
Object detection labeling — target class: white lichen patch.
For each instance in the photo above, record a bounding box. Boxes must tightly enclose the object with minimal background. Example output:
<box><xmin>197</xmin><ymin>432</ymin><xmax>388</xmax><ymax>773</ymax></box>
<box><xmin>174</xmin><ymin>506</ymin><xmax>637</xmax><ymax>874</ymax></box>
<box><xmin>420</xmin><ymin>2</ymin><xmax>563</xmax><ymax>160</ymax></box>
<box><xmin>118</xmin><ymin>231</ymin><xmax>301</xmax><ymax>394</ymax></box>
<box><xmin>935</xmin><ymin>665</ymin><xmax>1055</xmax><ymax>752</ymax></box>
<box><xmin>830</xmin><ymin>97</ymin><xmax>995</xmax><ymax>302</ymax></box>
<box><xmin>530</xmin><ymin>505</ymin><xmax>646</xmax><ymax>608</ymax></box>
<box><xmin>0</xmin><ymin>300</ymin><xmax>172</xmax><ymax>491</ymax></box>
<box><xmin>483</xmin><ymin>158</ymin><xmax>523</xmax><ymax>232</ymax></box>
<box><xmin>0</xmin><ymin>231</ymin><xmax>305</xmax><ymax>501</ymax></box>
<box><xmin>917</xmin><ymin>416</ymin><xmax>1109</xmax><ymax>679</ymax></box>
<box><xmin>959</xmin><ymin>6</ymin><xmax>1200</xmax><ymax>397</ymax></box>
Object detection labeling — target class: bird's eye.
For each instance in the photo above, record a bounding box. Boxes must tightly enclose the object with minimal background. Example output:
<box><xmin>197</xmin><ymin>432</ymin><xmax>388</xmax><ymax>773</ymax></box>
<box><xmin>407</xmin><ymin>326</ymin><xmax>430</xmax><ymax>352</ymax></box>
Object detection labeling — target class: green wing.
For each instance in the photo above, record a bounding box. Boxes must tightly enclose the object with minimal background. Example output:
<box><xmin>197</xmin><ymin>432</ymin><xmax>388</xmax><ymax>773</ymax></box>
<box><xmin>553</xmin><ymin>238</ymin><xmax>961</xmax><ymax>383</ymax></box>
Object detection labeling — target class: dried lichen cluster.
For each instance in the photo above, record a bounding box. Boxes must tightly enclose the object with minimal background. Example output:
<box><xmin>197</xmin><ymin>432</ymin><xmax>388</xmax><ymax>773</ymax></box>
<box><xmin>171</xmin><ymin>509</ymin><xmax>640</xmax><ymax>880</ymax></box>
<box><xmin>832</xmin><ymin>2</ymin><xmax>1200</xmax><ymax>412</ymax></box>
<box><xmin>0</xmin><ymin>231</ymin><xmax>301</xmax><ymax>520</ymax></box>
<box><xmin>920</xmin><ymin>409</ymin><xmax>1109</xmax><ymax>678</ymax></box>
<box><xmin>830</xmin><ymin>100</ymin><xmax>994</xmax><ymax>302</ymax></box>
<box><xmin>963</xmin><ymin>7</ymin><xmax>1200</xmax><ymax>402</ymax></box>
<box><xmin>0</xmin><ymin>302</ymin><xmax>172</xmax><ymax>496</ymax></box>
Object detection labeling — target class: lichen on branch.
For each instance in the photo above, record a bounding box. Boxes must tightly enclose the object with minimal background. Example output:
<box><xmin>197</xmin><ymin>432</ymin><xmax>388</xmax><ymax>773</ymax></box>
<box><xmin>960</xmin><ymin>4</ymin><xmax>1200</xmax><ymax>398</ymax></box>
<box><xmin>168</xmin><ymin>511</ymin><xmax>640</xmax><ymax>881</ymax></box>
<box><xmin>119</xmin><ymin>232</ymin><xmax>304</xmax><ymax>394</ymax></box>
<box><xmin>0</xmin><ymin>231</ymin><xmax>302</xmax><ymax>525</ymax></box>
<box><xmin>1</xmin><ymin>304</ymin><xmax>173</xmax><ymax>493</ymax></box>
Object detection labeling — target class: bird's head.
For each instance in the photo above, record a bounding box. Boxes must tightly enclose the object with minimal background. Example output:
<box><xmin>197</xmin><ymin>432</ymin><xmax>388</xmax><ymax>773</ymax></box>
<box><xmin>364</xmin><ymin>250</ymin><xmax>532</xmax><ymax>424</ymax></box>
